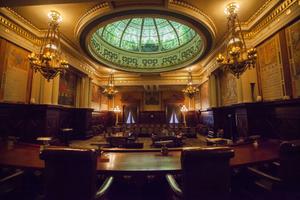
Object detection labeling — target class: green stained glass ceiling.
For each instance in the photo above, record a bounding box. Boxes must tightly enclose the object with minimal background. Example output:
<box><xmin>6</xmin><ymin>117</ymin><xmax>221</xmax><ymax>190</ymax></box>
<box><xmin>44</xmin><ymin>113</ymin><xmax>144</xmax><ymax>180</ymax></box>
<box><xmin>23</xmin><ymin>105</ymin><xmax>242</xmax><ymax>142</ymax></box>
<box><xmin>95</xmin><ymin>17</ymin><xmax>196</xmax><ymax>53</ymax></box>
<box><xmin>87</xmin><ymin>15</ymin><xmax>206</xmax><ymax>73</ymax></box>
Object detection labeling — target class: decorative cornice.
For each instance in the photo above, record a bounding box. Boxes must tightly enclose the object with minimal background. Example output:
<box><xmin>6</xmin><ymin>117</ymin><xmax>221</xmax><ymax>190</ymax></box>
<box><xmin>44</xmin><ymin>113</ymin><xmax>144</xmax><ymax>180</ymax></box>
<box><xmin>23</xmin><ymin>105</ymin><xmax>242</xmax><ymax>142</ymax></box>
<box><xmin>0</xmin><ymin>14</ymin><xmax>41</xmax><ymax>45</ymax></box>
<box><xmin>74</xmin><ymin>2</ymin><xmax>111</xmax><ymax>40</ymax></box>
<box><xmin>243</xmin><ymin>0</ymin><xmax>275</xmax><ymax>25</ymax></box>
<box><xmin>168</xmin><ymin>0</ymin><xmax>217</xmax><ymax>37</ymax></box>
<box><xmin>244</xmin><ymin>0</ymin><xmax>299</xmax><ymax>39</ymax></box>
<box><xmin>78</xmin><ymin>2</ymin><xmax>110</xmax><ymax>22</ymax></box>
<box><xmin>3</xmin><ymin>7</ymin><xmax>40</xmax><ymax>32</ymax></box>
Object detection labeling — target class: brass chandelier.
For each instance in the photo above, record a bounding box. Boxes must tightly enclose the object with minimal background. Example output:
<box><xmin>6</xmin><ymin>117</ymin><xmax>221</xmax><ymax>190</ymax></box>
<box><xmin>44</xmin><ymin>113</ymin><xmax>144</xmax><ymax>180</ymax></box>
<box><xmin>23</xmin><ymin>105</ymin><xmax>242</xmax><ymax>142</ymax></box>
<box><xmin>216</xmin><ymin>2</ymin><xmax>257</xmax><ymax>78</ymax></box>
<box><xmin>182</xmin><ymin>71</ymin><xmax>199</xmax><ymax>99</ymax></box>
<box><xmin>103</xmin><ymin>73</ymin><xmax>118</xmax><ymax>99</ymax></box>
<box><xmin>28</xmin><ymin>10</ymin><xmax>68</xmax><ymax>81</ymax></box>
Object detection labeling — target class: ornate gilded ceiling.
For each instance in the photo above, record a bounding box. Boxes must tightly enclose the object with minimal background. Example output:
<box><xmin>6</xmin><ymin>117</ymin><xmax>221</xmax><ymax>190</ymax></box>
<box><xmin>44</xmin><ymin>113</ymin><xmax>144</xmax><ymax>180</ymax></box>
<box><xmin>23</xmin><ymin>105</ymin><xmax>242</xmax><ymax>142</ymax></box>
<box><xmin>1</xmin><ymin>0</ymin><xmax>293</xmax><ymax>85</ymax></box>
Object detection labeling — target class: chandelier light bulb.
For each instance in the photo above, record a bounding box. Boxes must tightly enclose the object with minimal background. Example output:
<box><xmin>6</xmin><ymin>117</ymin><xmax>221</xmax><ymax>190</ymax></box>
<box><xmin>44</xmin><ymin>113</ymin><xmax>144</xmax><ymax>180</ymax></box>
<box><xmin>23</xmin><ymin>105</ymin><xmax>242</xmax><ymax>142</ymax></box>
<box><xmin>224</xmin><ymin>2</ymin><xmax>239</xmax><ymax>15</ymax></box>
<box><xmin>48</xmin><ymin>10</ymin><xmax>63</xmax><ymax>23</ymax></box>
<box><xmin>181</xmin><ymin>105</ymin><xmax>188</xmax><ymax>112</ymax></box>
<box><xmin>113</xmin><ymin>106</ymin><xmax>121</xmax><ymax>113</ymax></box>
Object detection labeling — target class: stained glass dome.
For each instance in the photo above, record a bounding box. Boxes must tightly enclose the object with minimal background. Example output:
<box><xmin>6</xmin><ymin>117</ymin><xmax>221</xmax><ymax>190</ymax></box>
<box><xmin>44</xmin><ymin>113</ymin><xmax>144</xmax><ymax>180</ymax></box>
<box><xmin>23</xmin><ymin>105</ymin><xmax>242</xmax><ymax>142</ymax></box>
<box><xmin>95</xmin><ymin>18</ymin><xmax>196</xmax><ymax>53</ymax></box>
<box><xmin>86</xmin><ymin>15</ymin><xmax>208</xmax><ymax>73</ymax></box>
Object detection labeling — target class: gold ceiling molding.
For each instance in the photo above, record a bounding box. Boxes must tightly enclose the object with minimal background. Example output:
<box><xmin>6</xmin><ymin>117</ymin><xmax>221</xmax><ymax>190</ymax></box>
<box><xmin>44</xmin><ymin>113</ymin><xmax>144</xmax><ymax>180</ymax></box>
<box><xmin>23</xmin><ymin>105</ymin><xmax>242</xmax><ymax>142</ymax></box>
<box><xmin>74</xmin><ymin>2</ymin><xmax>111</xmax><ymax>40</ymax></box>
<box><xmin>0</xmin><ymin>14</ymin><xmax>41</xmax><ymax>45</ymax></box>
<box><xmin>244</xmin><ymin>0</ymin><xmax>298</xmax><ymax>39</ymax></box>
<box><xmin>79</xmin><ymin>2</ymin><xmax>110</xmax><ymax>20</ymax></box>
<box><xmin>2</xmin><ymin>7</ymin><xmax>40</xmax><ymax>33</ymax></box>
<box><xmin>168</xmin><ymin>0</ymin><xmax>217</xmax><ymax>37</ymax></box>
<box><xmin>243</xmin><ymin>0</ymin><xmax>275</xmax><ymax>26</ymax></box>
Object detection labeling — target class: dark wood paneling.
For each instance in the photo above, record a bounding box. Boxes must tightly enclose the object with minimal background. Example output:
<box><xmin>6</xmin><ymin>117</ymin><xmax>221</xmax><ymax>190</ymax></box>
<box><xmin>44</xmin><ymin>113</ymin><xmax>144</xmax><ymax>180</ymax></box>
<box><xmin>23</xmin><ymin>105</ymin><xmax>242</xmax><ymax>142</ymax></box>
<box><xmin>0</xmin><ymin>103</ymin><xmax>93</xmax><ymax>143</ymax></box>
<box><xmin>199</xmin><ymin>99</ymin><xmax>300</xmax><ymax>140</ymax></box>
<box><xmin>91</xmin><ymin>111</ymin><xmax>115</xmax><ymax>127</ymax></box>
<box><xmin>139</xmin><ymin>111</ymin><xmax>166</xmax><ymax>124</ymax></box>
<box><xmin>186</xmin><ymin>111</ymin><xmax>198</xmax><ymax>127</ymax></box>
<box><xmin>199</xmin><ymin>110</ymin><xmax>214</xmax><ymax>128</ymax></box>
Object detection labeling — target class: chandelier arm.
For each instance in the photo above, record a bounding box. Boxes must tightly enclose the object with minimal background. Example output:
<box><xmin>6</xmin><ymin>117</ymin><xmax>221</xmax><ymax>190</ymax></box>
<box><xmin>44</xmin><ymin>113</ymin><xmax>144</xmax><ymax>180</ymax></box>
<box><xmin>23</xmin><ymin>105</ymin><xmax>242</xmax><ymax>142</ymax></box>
<box><xmin>56</xmin><ymin>23</ymin><xmax>63</xmax><ymax>62</ymax></box>
<box><xmin>236</xmin><ymin>16</ymin><xmax>247</xmax><ymax>50</ymax></box>
<box><xmin>28</xmin><ymin>11</ymin><xmax>68</xmax><ymax>81</ymax></box>
<box><xmin>39</xmin><ymin>26</ymin><xmax>52</xmax><ymax>58</ymax></box>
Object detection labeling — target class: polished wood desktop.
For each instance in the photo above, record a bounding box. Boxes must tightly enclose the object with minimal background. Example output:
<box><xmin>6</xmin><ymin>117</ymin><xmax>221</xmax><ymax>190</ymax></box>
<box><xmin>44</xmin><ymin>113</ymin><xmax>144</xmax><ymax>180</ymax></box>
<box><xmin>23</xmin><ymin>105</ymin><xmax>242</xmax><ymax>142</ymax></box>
<box><xmin>0</xmin><ymin>140</ymin><xmax>280</xmax><ymax>175</ymax></box>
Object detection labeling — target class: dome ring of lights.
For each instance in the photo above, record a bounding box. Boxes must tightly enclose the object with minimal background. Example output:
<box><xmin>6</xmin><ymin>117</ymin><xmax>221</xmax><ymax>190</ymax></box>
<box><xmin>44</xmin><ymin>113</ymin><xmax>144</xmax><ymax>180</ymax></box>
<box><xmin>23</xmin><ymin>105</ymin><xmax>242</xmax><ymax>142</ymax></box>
<box><xmin>80</xmin><ymin>10</ymin><xmax>214</xmax><ymax>73</ymax></box>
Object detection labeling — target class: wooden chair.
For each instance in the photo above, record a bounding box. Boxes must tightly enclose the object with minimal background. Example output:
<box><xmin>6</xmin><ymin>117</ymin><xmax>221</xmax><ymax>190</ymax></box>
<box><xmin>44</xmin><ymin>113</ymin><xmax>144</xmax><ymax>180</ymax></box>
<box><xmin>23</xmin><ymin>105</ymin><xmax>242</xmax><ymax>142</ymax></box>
<box><xmin>0</xmin><ymin>169</ymin><xmax>24</xmax><ymax>199</ymax></box>
<box><xmin>247</xmin><ymin>140</ymin><xmax>300</xmax><ymax>199</ymax></box>
<box><xmin>60</xmin><ymin>128</ymin><xmax>73</xmax><ymax>146</ymax></box>
<box><xmin>166</xmin><ymin>147</ymin><xmax>234</xmax><ymax>200</ymax></box>
<box><xmin>40</xmin><ymin>147</ymin><xmax>114</xmax><ymax>200</ymax></box>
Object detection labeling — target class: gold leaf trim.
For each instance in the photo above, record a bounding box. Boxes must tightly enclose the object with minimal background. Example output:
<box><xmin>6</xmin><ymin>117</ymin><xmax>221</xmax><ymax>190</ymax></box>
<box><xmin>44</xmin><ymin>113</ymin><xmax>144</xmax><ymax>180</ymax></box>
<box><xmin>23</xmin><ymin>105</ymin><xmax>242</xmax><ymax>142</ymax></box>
<box><xmin>0</xmin><ymin>14</ymin><xmax>42</xmax><ymax>45</ymax></box>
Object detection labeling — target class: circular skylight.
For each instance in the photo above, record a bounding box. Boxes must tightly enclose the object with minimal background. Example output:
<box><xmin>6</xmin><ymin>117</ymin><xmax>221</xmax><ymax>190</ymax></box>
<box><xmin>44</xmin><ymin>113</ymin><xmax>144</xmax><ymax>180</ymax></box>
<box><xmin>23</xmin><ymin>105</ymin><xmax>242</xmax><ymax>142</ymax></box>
<box><xmin>83</xmin><ymin>13</ymin><xmax>212</xmax><ymax>73</ymax></box>
<box><xmin>95</xmin><ymin>18</ymin><xmax>196</xmax><ymax>53</ymax></box>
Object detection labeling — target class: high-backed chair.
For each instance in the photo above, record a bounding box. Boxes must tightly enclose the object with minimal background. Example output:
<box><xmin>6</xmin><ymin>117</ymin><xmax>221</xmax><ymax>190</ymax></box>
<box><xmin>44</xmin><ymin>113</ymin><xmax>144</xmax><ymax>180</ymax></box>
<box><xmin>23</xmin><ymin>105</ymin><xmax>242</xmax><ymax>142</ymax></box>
<box><xmin>40</xmin><ymin>147</ymin><xmax>114</xmax><ymax>200</ymax></box>
<box><xmin>166</xmin><ymin>147</ymin><xmax>234</xmax><ymax>200</ymax></box>
<box><xmin>60</xmin><ymin>128</ymin><xmax>73</xmax><ymax>146</ymax></box>
<box><xmin>0</xmin><ymin>169</ymin><xmax>24</xmax><ymax>199</ymax></box>
<box><xmin>247</xmin><ymin>140</ymin><xmax>300</xmax><ymax>196</ymax></box>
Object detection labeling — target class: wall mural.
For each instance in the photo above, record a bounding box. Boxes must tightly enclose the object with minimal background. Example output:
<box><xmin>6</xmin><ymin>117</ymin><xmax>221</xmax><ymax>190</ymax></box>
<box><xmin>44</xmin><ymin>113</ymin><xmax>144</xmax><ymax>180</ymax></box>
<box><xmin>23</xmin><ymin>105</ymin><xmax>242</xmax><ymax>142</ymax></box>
<box><xmin>286</xmin><ymin>19</ymin><xmax>300</xmax><ymax>97</ymax></box>
<box><xmin>58</xmin><ymin>70</ymin><xmax>77</xmax><ymax>106</ymax></box>
<box><xmin>257</xmin><ymin>34</ymin><xmax>284</xmax><ymax>100</ymax></box>
<box><xmin>200</xmin><ymin>81</ymin><xmax>209</xmax><ymax>110</ymax></box>
<box><xmin>221</xmin><ymin>71</ymin><xmax>237</xmax><ymax>106</ymax></box>
<box><xmin>0</xmin><ymin>40</ymin><xmax>31</xmax><ymax>103</ymax></box>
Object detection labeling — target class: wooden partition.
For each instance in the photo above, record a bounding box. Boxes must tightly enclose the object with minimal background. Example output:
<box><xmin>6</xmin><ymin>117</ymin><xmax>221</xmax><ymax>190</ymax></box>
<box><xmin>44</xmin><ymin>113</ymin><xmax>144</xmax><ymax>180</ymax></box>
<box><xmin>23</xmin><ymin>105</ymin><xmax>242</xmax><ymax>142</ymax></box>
<box><xmin>0</xmin><ymin>103</ymin><xmax>93</xmax><ymax>143</ymax></box>
<box><xmin>139</xmin><ymin>111</ymin><xmax>166</xmax><ymax>124</ymax></box>
<box><xmin>200</xmin><ymin>99</ymin><xmax>300</xmax><ymax>140</ymax></box>
<box><xmin>91</xmin><ymin>111</ymin><xmax>115</xmax><ymax>128</ymax></box>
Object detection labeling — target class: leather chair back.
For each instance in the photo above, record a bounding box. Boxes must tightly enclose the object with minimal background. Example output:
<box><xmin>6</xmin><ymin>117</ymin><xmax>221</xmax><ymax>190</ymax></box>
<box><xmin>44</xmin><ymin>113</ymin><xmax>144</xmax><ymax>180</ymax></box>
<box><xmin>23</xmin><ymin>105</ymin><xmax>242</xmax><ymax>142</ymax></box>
<box><xmin>40</xmin><ymin>147</ymin><xmax>98</xmax><ymax>200</ymax></box>
<box><xmin>181</xmin><ymin>147</ymin><xmax>234</xmax><ymax>200</ymax></box>
<box><xmin>279</xmin><ymin>140</ymin><xmax>300</xmax><ymax>190</ymax></box>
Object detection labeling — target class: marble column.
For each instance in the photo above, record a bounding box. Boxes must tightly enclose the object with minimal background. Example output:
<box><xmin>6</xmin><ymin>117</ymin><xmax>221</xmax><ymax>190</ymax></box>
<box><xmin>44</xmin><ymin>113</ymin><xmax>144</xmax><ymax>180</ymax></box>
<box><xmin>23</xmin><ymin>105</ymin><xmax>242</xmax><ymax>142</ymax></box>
<box><xmin>236</xmin><ymin>77</ymin><xmax>243</xmax><ymax>103</ymax></box>
<box><xmin>51</xmin><ymin>75</ymin><xmax>60</xmax><ymax>105</ymax></box>
<box><xmin>79</xmin><ymin>77</ymin><xmax>86</xmax><ymax>107</ymax></box>
<box><xmin>216</xmin><ymin>74</ymin><xmax>221</xmax><ymax>106</ymax></box>
<box><xmin>40</xmin><ymin>78</ymin><xmax>53</xmax><ymax>104</ymax></box>
<box><xmin>87</xmin><ymin>77</ymin><xmax>92</xmax><ymax>108</ymax></box>
<box><xmin>30</xmin><ymin>72</ymin><xmax>42</xmax><ymax>103</ymax></box>
<box><xmin>210</xmin><ymin>74</ymin><xmax>217</xmax><ymax>107</ymax></box>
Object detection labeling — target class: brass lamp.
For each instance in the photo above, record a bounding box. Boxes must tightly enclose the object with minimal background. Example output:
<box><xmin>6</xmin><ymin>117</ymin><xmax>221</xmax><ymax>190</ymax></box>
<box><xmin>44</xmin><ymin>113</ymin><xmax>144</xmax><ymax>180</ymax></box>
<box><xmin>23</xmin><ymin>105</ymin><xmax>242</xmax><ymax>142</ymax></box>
<box><xmin>103</xmin><ymin>73</ymin><xmax>118</xmax><ymax>99</ymax></box>
<box><xmin>113</xmin><ymin>105</ymin><xmax>121</xmax><ymax>126</ymax></box>
<box><xmin>28</xmin><ymin>10</ymin><xmax>68</xmax><ymax>81</ymax></box>
<box><xmin>180</xmin><ymin>105</ymin><xmax>188</xmax><ymax>127</ymax></box>
<box><xmin>182</xmin><ymin>71</ymin><xmax>199</xmax><ymax>99</ymax></box>
<box><xmin>216</xmin><ymin>2</ymin><xmax>257</xmax><ymax>78</ymax></box>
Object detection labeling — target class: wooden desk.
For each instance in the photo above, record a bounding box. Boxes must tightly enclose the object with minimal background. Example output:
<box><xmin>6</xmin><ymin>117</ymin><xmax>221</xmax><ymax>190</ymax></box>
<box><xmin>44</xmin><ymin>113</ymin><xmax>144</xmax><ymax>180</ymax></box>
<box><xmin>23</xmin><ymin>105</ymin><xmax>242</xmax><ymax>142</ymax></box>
<box><xmin>0</xmin><ymin>140</ymin><xmax>280</xmax><ymax>175</ymax></box>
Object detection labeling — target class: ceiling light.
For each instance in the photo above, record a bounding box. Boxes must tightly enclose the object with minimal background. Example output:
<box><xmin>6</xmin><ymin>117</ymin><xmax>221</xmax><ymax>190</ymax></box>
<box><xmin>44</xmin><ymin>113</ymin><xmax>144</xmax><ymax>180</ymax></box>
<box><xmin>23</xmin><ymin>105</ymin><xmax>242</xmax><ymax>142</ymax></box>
<box><xmin>217</xmin><ymin>2</ymin><xmax>257</xmax><ymax>78</ymax></box>
<box><xmin>28</xmin><ymin>10</ymin><xmax>68</xmax><ymax>81</ymax></box>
